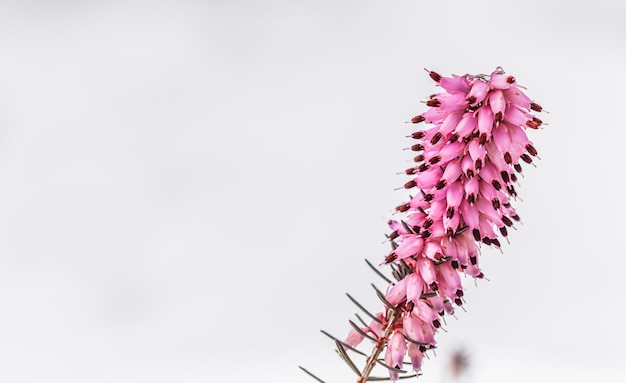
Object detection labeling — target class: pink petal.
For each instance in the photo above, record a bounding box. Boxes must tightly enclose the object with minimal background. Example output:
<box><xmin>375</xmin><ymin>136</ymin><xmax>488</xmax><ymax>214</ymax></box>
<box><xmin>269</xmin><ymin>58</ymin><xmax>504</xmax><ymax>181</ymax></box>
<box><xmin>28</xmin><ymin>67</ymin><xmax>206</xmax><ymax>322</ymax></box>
<box><xmin>489</xmin><ymin>72</ymin><xmax>516</xmax><ymax>89</ymax></box>
<box><xmin>406</xmin><ymin>273</ymin><xmax>424</xmax><ymax>305</ymax></box>
<box><xmin>407</xmin><ymin>342</ymin><xmax>424</xmax><ymax>372</ymax></box>
<box><xmin>439</xmin><ymin>75</ymin><xmax>470</xmax><ymax>94</ymax></box>
<box><xmin>417</xmin><ymin>256</ymin><xmax>437</xmax><ymax>285</ymax></box>
<box><xmin>453</xmin><ymin>112</ymin><xmax>477</xmax><ymax>138</ymax></box>
<box><xmin>345</xmin><ymin>328</ymin><xmax>365</xmax><ymax>347</ymax></box>
<box><xmin>466</xmin><ymin>80</ymin><xmax>490</xmax><ymax>106</ymax></box>
<box><xmin>386</xmin><ymin>277</ymin><xmax>408</xmax><ymax>305</ymax></box>
<box><xmin>489</xmin><ymin>90</ymin><xmax>506</xmax><ymax>118</ymax></box>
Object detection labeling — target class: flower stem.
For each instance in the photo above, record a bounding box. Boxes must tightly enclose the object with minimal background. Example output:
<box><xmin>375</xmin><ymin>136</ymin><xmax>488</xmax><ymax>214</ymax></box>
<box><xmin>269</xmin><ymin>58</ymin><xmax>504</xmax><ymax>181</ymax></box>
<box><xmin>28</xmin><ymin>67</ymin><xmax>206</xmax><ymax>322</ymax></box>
<box><xmin>357</xmin><ymin>306</ymin><xmax>402</xmax><ymax>382</ymax></box>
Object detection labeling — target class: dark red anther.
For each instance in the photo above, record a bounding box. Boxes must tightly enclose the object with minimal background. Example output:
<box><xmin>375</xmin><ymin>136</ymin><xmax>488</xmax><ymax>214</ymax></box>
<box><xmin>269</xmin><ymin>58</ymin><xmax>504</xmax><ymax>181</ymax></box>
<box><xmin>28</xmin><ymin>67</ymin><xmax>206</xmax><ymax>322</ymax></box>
<box><xmin>530</xmin><ymin>102</ymin><xmax>543</xmax><ymax>112</ymax></box>
<box><xmin>507</xmin><ymin>76</ymin><xmax>516</xmax><ymax>84</ymax></box>
<box><xmin>449</xmin><ymin>133</ymin><xmax>459</xmax><ymax>143</ymax></box>
<box><xmin>396</xmin><ymin>203</ymin><xmax>410</xmax><ymax>212</ymax></box>
<box><xmin>492</xmin><ymin>180</ymin><xmax>502</xmax><ymax>190</ymax></box>
<box><xmin>502</xmin><ymin>216</ymin><xmax>513</xmax><ymax>226</ymax></box>
<box><xmin>526</xmin><ymin>120</ymin><xmax>540</xmax><ymax>129</ymax></box>
<box><xmin>414</xmin><ymin>154</ymin><xmax>424</xmax><ymax>162</ymax></box>
<box><xmin>446</xmin><ymin>227</ymin><xmax>454</xmax><ymax>237</ymax></box>
<box><xmin>404</xmin><ymin>180</ymin><xmax>417</xmax><ymax>189</ymax></box>
<box><xmin>435</xmin><ymin>180</ymin><xmax>446</xmax><ymax>190</ymax></box>
<box><xmin>421</xmin><ymin>229</ymin><xmax>431</xmax><ymax>238</ymax></box>
<box><xmin>446</xmin><ymin>207</ymin><xmax>455</xmax><ymax>219</ymax></box>
<box><xmin>467</xmin><ymin>194</ymin><xmax>475</xmax><ymax>205</ymax></box>
<box><xmin>426</xmin><ymin>99</ymin><xmax>441</xmax><ymax>107</ymax></box>
<box><xmin>406</xmin><ymin>301</ymin><xmax>415</xmax><ymax>312</ymax></box>
<box><xmin>507</xmin><ymin>185</ymin><xmax>517</xmax><ymax>196</ymax></box>
<box><xmin>411</xmin><ymin>143</ymin><xmax>424</xmax><ymax>151</ymax></box>
<box><xmin>456</xmin><ymin>289</ymin><xmax>464</xmax><ymax>297</ymax></box>
<box><xmin>412</xmin><ymin>115</ymin><xmax>426</xmax><ymax>124</ymax></box>
<box><xmin>499</xmin><ymin>226</ymin><xmax>508</xmax><ymax>237</ymax></box>
<box><xmin>513</xmin><ymin>164</ymin><xmax>522</xmax><ymax>173</ymax></box>
<box><xmin>466</xmin><ymin>169</ymin><xmax>474</xmax><ymax>178</ymax></box>
<box><xmin>501</xmin><ymin>171</ymin><xmax>510</xmax><ymax>183</ymax></box>
<box><xmin>451</xmin><ymin>260</ymin><xmax>459</xmax><ymax>269</ymax></box>
<box><xmin>475</xmin><ymin>158</ymin><xmax>483</xmax><ymax>170</ymax></box>
<box><xmin>491</xmin><ymin>238</ymin><xmax>501</xmax><ymax>247</ymax></box>
<box><xmin>476</xmin><ymin>272</ymin><xmax>484</xmax><ymax>279</ymax></box>
<box><xmin>532</xmin><ymin>116</ymin><xmax>543</xmax><ymax>125</ymax></box>
<box><xmin>503</xmin><ymin>202</ymin><xmax>511</xmax><ymax>208</ymax></box>
<box><xmin>430</xmin><ymin>282</ymin><xmax>438</xmax><ymax>291</ymax></box>
<box><xmin>434</xmin><ymin>253</ymin><xmax>443</xmax><ymax>261</ymax></box>
<box><xmin>427</xmin><ymin>70</ymin><xmax>442</xmax><ymax>82</ymax></box>
<box><xmin>492</xmin><ymin>198</ymin><xmax>500</xmax><ymax>210</ymax></box>
<box><xmin>390</xmin><ymin>240</ymin><xmax>398</xmax><ymax>250</ymax></box>
<box><xmin>503</xmin><ymin>152</ymin><xmax>513</xmax><ymax>164</ymax></box>
<box><xmin>479</xmin><ymin>133</ymin><xmax>487</xmax><ymax>145</ymax></box>
<box><xmin>418</xmin><ymin>163</ymin><xmax>430</xmax><ymax>172</ymax></box>
<box><xmin>526</xmin><ymin>144</ymin><xmax>538</xmax><ymax>156</ymax></box>
<box><xmin>429</xmin><ymin>155</ymin><xmax>441</xmax><ymax>165</ymax></box>
<box><xmin>423</xmin><ymin>193</ymin><xmax>434</xmax><ymax>202</ymax></box>
<box><xmin>494</xmin><ymin>111</ymin><xmax>503</xmax><ymax>122</ymax></box>
<box><xmin>510</xmin><ymin>173</ymin><xmax>518</xmax><ymax>182</ymax></box>
<box><xmin>467</xmin><ymin>96</ymin><xmax>476</xmax><ymax>105</ymax></box>
<box><xmin>511</xmin><ymin>214</ymin><xmax>521</xmax><ymax>221</ymax></box>
<box><xmin>433</xmin><ymin>319</ymin><xmax>441</xmax><ymax>328</ymax></box>
<box><xmin>413</xmin><ymin>225</ymin><xmax>420</xmax><ymax>234</ymax></box>
<box><xmin>521</xmin><ymin>154</ymin><xmax>532</xmax><ymax>164</ymax></box>
<box><xmin>423</xmin><ymin>218</ymin><xmax>434</xmax><ymax>229</ymax></box>
<box><xmin>454</xmin><ymin>298</ymin><xmax>463</xmax><ymax>306</ymax></box>
<box><xmin>472</xmin><ymin>229</ymin><xmax>481</xmax><ymax>242</ymax></box>
<box><xmin>430</xmin><ymin>132</ymin><xmax>442</xmax><ymax>145</ymax></box>
<box><xmin>385</xmin><ymin>253</ymin><xmax>397</xmax><ymax>263</ymax></box>
<box><xmin>405</xmin><ymin>167</ymin><xmax>416</xmax><ymax>175</ymax></box>
<box><xmin>411</xmin><ymin>131</ymin><xmax>425</xmax><ymax>139</ymax></box>
<box><xmin>482</xmin><ymin>237</ymin><xmax>492</xmax><ymax>245</ymax></box>
<box><xmin>389</xmin><ymin>230</ymin><xmax>399</xmax><ymax>240</ymax></box>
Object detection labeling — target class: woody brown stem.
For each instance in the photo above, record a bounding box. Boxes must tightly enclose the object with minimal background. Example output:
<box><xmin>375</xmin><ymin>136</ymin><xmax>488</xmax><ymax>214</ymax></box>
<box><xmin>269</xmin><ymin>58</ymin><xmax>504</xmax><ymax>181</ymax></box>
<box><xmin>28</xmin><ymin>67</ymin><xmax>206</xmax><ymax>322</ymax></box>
<box><xmin>357</xmin><ymin>306</ymin><xmax>402</xmax><ymax>383</ymax></box>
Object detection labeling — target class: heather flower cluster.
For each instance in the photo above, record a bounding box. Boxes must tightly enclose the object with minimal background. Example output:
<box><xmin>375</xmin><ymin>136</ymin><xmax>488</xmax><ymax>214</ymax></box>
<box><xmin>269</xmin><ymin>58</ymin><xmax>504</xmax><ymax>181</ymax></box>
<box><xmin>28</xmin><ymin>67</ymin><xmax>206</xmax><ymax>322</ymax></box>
<box><xmin>344</xmin><ymin>68</ymin><xmax>544</xmax><ymax>380</ymax></box>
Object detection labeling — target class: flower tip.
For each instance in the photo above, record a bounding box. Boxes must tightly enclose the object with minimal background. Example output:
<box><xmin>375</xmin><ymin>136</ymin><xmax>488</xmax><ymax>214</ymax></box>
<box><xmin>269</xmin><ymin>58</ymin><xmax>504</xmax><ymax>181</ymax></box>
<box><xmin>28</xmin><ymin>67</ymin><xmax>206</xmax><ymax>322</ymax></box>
<box><xmin>424</xmin><ymin>68</ymin><xmax>442</xmax><ymax>82</ymax></box>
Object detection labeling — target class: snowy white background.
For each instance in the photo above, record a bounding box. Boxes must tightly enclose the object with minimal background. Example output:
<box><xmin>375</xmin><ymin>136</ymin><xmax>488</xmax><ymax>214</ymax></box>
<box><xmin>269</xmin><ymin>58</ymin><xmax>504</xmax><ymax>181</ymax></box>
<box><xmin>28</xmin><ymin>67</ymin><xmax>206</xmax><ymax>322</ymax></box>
<box><xmin>0</xmin><ymin>0</ymin><xmax>624</xmax><ymax>382</ymax></box>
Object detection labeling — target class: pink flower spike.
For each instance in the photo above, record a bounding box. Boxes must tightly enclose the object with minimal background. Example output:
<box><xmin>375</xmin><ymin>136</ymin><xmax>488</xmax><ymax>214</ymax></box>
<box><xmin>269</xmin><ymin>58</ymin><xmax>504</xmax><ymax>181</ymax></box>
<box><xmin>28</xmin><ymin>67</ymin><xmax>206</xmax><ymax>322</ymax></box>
<box><xmin>311</xmin><ymin>68</ymin><xmax>546</xmax><ymax>383</ymax></box>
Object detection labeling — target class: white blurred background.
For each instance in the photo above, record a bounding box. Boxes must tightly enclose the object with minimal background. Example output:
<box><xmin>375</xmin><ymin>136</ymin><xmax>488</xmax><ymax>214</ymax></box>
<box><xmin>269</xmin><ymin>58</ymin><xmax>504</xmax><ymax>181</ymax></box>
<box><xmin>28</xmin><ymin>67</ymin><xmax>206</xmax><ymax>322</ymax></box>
<box><xmin>0</xmin><ymin>0</ymin><xmax>624</xmax><ymax>382</ymax></box>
